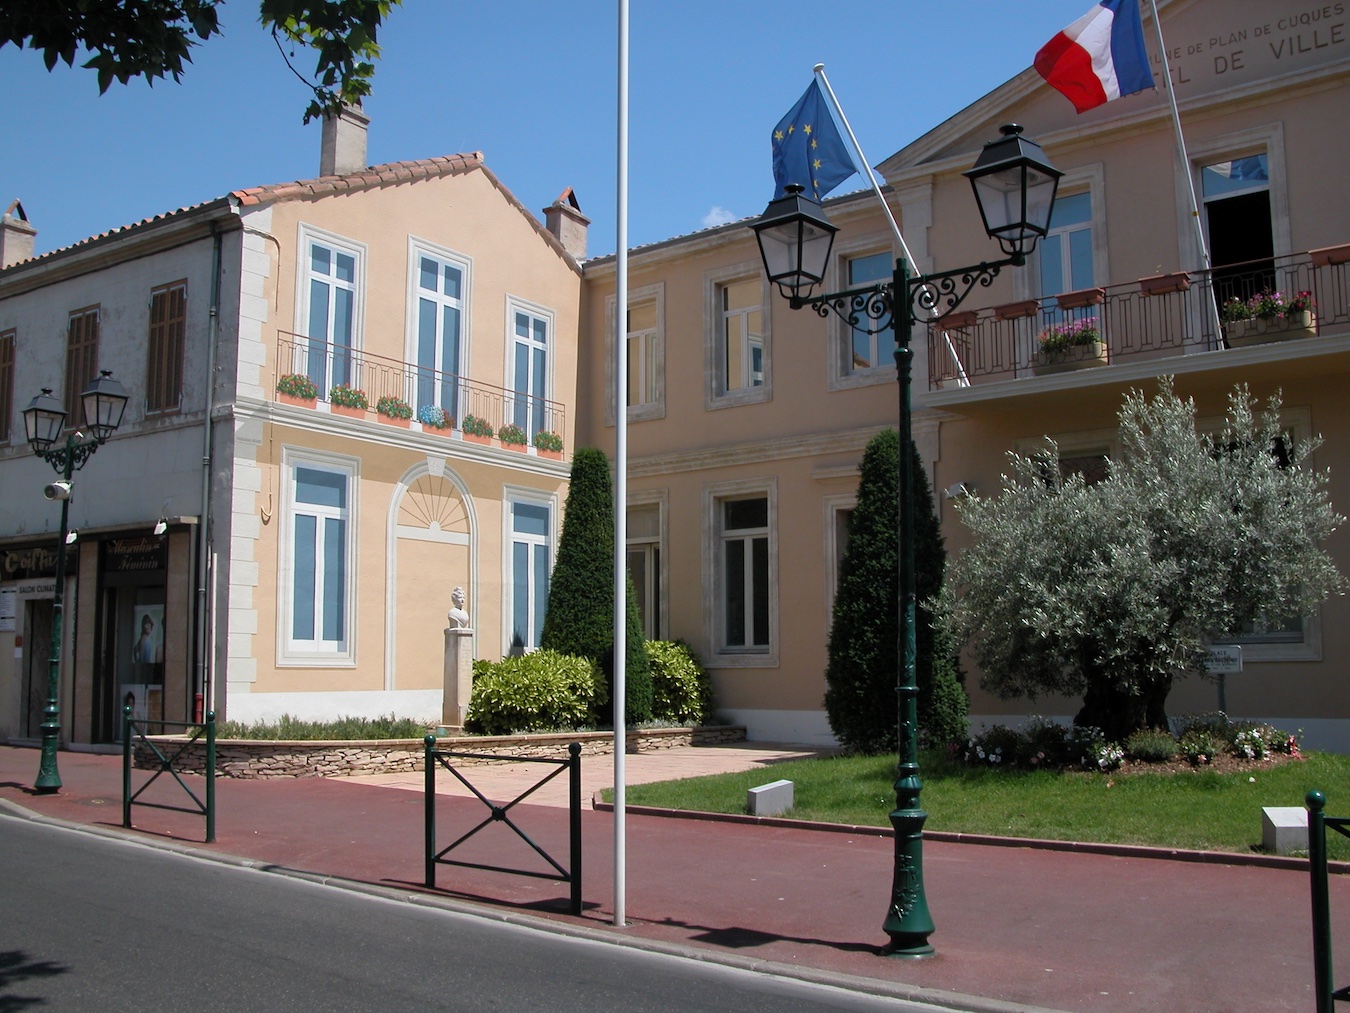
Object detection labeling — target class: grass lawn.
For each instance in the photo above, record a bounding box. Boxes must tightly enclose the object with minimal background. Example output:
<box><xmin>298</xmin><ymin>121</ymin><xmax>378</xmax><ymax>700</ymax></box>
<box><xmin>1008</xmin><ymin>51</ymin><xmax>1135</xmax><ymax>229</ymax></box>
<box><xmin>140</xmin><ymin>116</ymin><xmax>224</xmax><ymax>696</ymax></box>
<box><xmin>611</xmin><ymin>749</ymin><xmax>1350</xmax><ymax>858</ymax></box>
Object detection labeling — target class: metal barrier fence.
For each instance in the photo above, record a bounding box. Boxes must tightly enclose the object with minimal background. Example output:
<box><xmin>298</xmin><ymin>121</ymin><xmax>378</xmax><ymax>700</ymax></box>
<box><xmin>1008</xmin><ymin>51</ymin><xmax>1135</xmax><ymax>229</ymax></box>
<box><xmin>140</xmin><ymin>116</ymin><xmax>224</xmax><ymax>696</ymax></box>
<box><xmin>122</xmin><ymin>708</ymin><xmax>216</xmax><ymax>843</ymax></box>
<box><xmin>424</xmin><ymin>737</ymin><xmax>582</xmax><ymax>915</ymax></box>
<box><xmin>1308</xmin><ymin>789</ymin><xmax>1350</xmax><ymax>1011</ymax></box>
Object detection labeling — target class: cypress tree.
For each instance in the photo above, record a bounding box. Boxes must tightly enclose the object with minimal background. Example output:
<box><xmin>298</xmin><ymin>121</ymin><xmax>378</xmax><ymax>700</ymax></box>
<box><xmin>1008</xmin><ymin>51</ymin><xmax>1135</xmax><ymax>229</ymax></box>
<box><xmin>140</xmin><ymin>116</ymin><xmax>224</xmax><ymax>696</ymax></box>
<box><xmin>541</xmin><ymin>447</ymin><xmax>653</xmax><ymax>723</ymax></box>
<box><xmin>824</xmin><ymin>429</ymin><xmax>967</xmax><ymax>753</ymax></box>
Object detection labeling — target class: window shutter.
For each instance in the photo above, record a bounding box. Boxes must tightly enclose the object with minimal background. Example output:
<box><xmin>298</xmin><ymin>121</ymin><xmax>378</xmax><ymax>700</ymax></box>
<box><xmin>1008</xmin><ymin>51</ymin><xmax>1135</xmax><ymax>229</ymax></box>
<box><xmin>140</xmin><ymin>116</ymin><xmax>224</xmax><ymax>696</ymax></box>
<box><xmin>0</xmin><ymin>330</ymin><xmax>13</xmax><ymax>443</ymax></box>
<box><xmin>147</xmin><ymin>282</ymin><xmax>186</xmax><ymax>413</ymax></box>
<box><xmin>64</xmin><ymin>307</ymin><xmax>99</xmax><ymax>425</ymax></box>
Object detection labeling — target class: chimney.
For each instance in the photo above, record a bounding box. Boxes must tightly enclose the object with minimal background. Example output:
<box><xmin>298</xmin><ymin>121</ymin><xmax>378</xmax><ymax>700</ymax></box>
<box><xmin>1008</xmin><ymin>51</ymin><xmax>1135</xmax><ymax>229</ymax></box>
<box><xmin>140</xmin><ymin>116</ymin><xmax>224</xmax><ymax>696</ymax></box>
<box><xmin>1</xmin><ymin>199</ymin><xmax>36</xmax><ymax>268</ymax></box>
<box><xmin>544</xmin><ymin>188</ymin><xmax>589</xmax><ymax>260</ymax></box>
<box><xmin>320</xmin><ymin>104</ymin><xmax>370</xmax><ymax>176</ymax></box>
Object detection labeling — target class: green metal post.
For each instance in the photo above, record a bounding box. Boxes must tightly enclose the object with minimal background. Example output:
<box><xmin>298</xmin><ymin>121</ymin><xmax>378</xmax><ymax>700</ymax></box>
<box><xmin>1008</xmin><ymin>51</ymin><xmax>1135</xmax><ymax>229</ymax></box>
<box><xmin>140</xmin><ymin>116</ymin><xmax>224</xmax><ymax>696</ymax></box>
<box><xmin>122</xmin><ymin>704</ymin><xmax>132</xmax><ymax>828</ymax></box>
<box><xmin>35</xmin><ymin>445</ymin><xmax>74</xmax><ymax>794</ymax></box>
<box><xmin>424</xmin><ymin>734</ymin><xmax>437</xmax><ymax>888</ymax></box>
<box><xmin>1309</xmin><ymin>789</ymin><xmax>1332</xmax><ymax>1013</ymax></box>
<box><xmin>882</xmin><ymin>259</ymin><xmax>935</xmax><ymax>956</ymax></box>
<box><xmin>569</xmin><ymin>742</ymin><xmax>582</xmax><ymax>916</ymax></box>
<box><xmin>205</xmin><ymin>712</ymin><xmax>216</xmax><ymax>843</ymax></box>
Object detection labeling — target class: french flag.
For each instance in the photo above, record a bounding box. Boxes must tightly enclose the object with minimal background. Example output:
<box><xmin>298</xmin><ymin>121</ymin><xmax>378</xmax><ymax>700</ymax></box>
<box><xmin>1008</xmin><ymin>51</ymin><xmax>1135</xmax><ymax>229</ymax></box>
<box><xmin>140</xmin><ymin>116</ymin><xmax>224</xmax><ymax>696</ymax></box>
<box><xmin>1035</xmin><ymin>0</ymin><xmax>1156</xmax><ymax>114</ymax></box>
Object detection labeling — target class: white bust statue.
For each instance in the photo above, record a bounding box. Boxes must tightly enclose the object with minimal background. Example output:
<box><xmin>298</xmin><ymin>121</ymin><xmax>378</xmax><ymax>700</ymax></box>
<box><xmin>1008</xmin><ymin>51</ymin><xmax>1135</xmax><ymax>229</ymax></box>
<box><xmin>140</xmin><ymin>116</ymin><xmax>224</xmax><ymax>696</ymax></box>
<box><xmin>447</xmin><ymin>585</ymin><xmax>470</xmax><ymax>629</ymax></box>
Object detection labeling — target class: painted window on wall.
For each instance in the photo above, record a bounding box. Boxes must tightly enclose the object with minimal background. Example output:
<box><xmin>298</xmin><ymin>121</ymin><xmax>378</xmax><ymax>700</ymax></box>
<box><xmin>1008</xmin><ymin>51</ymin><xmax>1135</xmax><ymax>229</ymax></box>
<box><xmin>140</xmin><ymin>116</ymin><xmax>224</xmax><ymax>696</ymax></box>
<box><xmin>305</xmin><ymin>239</ymin><xmax>358</xmax><ymax>395</ymax></box>
<box><xmin>146</xmin><ymin>281</ymin><xmax>187</xmax><ymax>414</ymax></box>
<box><xmin>64</xmin><ymin>306</ymin><xmax>99</xmax><ymax>425</ymax></box>
<box><xmin>511</xmin><ymin>308</ymin><xmax>549</xmax><ymax>439</ymax></box>
<box><xmin>510</xmin><ymin>500</ymin><xmax>551</xmax><ymax>651</ymax></box>
<box><xmin>719</xmin><ymin>277</ymin><xmax>764</xmax><ymax>393</ymax></box>
<box><xmin>290</xmin><ymin>465</ymin><xmax>351</xmax><ymax>655</ymax></box>
<box><xmin>720</xmin><ymin>496</ymin><xmax>770</xmax><ymax>652</ymax></box>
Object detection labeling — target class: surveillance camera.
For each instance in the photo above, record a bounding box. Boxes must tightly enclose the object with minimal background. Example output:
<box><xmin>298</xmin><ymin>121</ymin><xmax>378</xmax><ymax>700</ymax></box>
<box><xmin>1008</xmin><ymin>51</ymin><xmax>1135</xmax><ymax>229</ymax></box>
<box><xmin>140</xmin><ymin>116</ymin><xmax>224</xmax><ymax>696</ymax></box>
<box><xmin>44</xmin><ymin>481</ymin><xmax>72</xmax><ymax>501</ymax></box>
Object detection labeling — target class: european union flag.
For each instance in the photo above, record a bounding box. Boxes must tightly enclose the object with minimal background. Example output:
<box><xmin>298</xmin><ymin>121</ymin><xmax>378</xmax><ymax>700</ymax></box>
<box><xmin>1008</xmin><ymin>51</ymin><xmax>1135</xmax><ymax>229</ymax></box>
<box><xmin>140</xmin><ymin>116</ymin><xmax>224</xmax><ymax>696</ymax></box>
<box><xmin>771</xmin><ymin>80</ymin><xmax>855</xmax><ymax>200</ymax></box>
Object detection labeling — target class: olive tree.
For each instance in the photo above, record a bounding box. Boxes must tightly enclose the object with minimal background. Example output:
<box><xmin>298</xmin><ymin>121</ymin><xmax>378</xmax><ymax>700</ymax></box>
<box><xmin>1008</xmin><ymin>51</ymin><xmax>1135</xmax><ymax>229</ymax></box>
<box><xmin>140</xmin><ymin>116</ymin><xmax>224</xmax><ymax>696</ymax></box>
<box><xmin>939</xmin><ymin>379</ymin><xmax>1344</xmax><ymax>742</ymax></box>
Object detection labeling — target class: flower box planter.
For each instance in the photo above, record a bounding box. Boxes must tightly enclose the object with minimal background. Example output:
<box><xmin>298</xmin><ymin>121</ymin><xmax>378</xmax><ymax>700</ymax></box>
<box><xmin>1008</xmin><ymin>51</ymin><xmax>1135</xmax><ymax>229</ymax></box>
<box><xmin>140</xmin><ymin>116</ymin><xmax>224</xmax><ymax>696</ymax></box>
<box><xmin>994</xmin><ymin>299</ymin><xmax>1039</xmax><ymax>321</ymax></box>
<box><xmin>1032</xmin><ymin>343</ymin><xmax>1108</xmax><ymax>375</ymax></box>
<box><xmin>1055</xmin><ymin>286</ymin><xmax>1105</xmax><ymax>310</ymax></box>
<box><xmin>330</xmin><ymin>403</ymin><xmax>367</xmax><ymax>419</ymax></box>
<box><xmin>376</xmin><ymin>413</ymin><xmax>410</xmax><ymax>428</ymax></box>
<box><xmin>277</xmin><ymin>393</ymin><xmax>317</xmax><ymax>408</ymax></box>
<box><xmin>461</xmin><ymin>431</ymin><xmax>492</xmax><ymax>445</ymax></box>
<box><xmin>1226</xmin><ymin>311</ymin><xmax>1316</xmax><ymax>347</ymax></box>
<box><xmin>537</xmin><ymin>448</ymin><xmax>563</xmax><ymax>461</ymax></box>
<box><xmin>1139</xmin><ymin>271</ymin><xmax>1191</xmax><ymax>296</ymax></box>
<box><xmin>501</xmin><ymin>441</ymin><xmax>528</xmax><ymax>453</ymax></box>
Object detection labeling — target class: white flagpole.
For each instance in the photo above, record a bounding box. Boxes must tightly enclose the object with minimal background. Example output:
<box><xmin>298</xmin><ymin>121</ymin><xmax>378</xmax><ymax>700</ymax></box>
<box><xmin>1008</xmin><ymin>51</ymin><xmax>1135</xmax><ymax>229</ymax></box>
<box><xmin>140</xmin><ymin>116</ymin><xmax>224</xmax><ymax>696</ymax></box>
<box><xmin>814</xmin><ymin>64</ymin><xmax>971</xmax><ymax>382</ymax></box>
<box><xmin>813</xmin><ymin>64</ymin><xmax>913</xmax><ymax>265</ymax></box>
<box><xmin>613</xmin><ymin>0</ymin><xmax>629</xmax><ymax>929</ymax></box>
<box><xmin>1146</xmin><ymin>0</ymin><xmax>1224</xmax><ymax>340</ymax></box>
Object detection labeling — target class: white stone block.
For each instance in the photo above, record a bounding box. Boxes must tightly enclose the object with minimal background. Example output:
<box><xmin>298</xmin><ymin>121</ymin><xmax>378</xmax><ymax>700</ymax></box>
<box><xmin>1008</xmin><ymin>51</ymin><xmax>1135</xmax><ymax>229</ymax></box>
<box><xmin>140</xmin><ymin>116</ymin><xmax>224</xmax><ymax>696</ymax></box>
<box><xmin>747</xmin><ymin>779</ymin><xmax>794</xmax><ymax>817</ymax></box>
<box><xmin>1263</xmin><ymin>806</ymin><xmax>1308</xmax><ymax>855</ymax></box>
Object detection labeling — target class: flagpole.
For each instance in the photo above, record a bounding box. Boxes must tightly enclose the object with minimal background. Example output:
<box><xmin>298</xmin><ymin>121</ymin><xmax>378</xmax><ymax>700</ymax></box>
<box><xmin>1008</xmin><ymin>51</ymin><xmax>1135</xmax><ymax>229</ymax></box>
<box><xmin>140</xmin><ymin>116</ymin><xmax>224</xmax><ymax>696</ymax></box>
<box><xmin>814</xmin><ymin>64</ymin><xmax>970</xmax><ymax>384</ymax></box>
<box><xmin>812</xmin><ymin>64</ymin><xmax>913</xmax><ymax>265</ymax></box>
<box><xmin>613</xmin><ymin>0</ymin><xmax>629</xmax><ymax>929</ymax></box>
<box><xmin>1145</xmin><ymin>0</ymin><xmax>1224</xmax><ymax>341</ymax></box>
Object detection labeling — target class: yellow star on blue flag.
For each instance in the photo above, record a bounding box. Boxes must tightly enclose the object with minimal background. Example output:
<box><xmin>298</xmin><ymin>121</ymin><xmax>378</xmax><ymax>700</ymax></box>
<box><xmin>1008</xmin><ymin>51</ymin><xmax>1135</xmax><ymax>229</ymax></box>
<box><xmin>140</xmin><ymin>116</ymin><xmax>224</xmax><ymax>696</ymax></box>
<box><xmin>771</xmin><ymin>80</ymin><xmax>854</xmax><ymax>200</ymax></box>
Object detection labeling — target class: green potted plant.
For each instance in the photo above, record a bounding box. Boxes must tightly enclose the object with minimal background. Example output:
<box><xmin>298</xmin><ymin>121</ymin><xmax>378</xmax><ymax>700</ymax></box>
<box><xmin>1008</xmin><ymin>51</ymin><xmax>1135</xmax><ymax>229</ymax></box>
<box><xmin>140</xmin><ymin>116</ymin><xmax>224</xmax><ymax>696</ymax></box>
<box><xmin>276</xmin><ymin>373</ymin><xmax>318</xmax><ymax>407</ymax></box>
<box><xmin>328</xmin><ymin>384</ymin><xmax>369</xmax><ymax>418</ymax></box>
<box><xmin>417</xmin><ymin>404</ymin><xmax>453</xmax><ymax>432</ymax></box>
<box><xmin>461</xmin><ymin>413</ymin><xmax>493</xmax><ymax>444</ymax></box>
<box><xmin>1225</xmin><ymin>289</ymin><xmax>1316</xmax><ymax>346</ymax></box>
<box><xmin>1032</xmin><ymin>316</ymin><xmax>1106</xmax><ymax>374</ymax></box>
<box><xmin>533</xmin><ymin>429</ymin><xmax>564</xmax><ymax>459</ymax></box>
<box><xmin>375</xmin><ymin>394</ymin><xmax>413</xmax><ymax>427</ymax></box>
<box><xmin>497</xmin><ymin>422</ymin><xmax>528</xmax><ymax>450</ymax></box>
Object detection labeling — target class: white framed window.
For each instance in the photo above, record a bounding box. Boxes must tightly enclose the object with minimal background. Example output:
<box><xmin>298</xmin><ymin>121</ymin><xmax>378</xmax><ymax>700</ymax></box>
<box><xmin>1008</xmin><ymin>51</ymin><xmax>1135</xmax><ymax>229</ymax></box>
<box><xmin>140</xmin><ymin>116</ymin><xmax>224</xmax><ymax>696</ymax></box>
<box><xmin>505</xmin><ymin>492</ymin><xmax>554</xmax><ymax>652</ymax></box>
<box><xmin>822</xmin><ymin>494</ymin><xmax>856</xmax><ymax>621</ymax></box>
<box><xmin>605</xmin><ymin>284</ymin><xmax>665</xmax><ymax>425</ymax></box>
<box><xmin>844</xmin><ymin>251</ymin><xmax>894</xmax><ymax>374</ymax></box>
<box><xmin>1039</xmin><ymin>191</ymin><xmax>1095</xmax><ymax>303</ymax></box>
<box><xmin>705</xmin><ymin>265</ymin><xmax>771</xmax><ymax>409</ymax></box>
<box><xmin>279</xmin><ymin>449</ymin><xmax>358</xmax><ymax>665</ymax></box>
<box><xmin>1184</xmin><ymin>124</ymin><xmax>1290</xmax><ymax>278</ymax></box>
<box><xmin>409</xmin><ymin>240</ymin><xmax>470</xmax><ymax>423</ymax></box>
<box><xmin>298</xmin><ymin>226</ymin><xmax>365</xmax><ymax>398</ymax></box>
<box><xmin>507</xmin><ymin>299</ymin><xmax>553</xmax><ymax>440</ymax></box>
<box><xmin>704</xmin><ymin>478</ymin><xmax>777</xmax><ymax>664</ymax></box>
<box><xmin>627</xmin><ymin>498</ymin><xmax>666</xmax><ymax>640</ymax></box>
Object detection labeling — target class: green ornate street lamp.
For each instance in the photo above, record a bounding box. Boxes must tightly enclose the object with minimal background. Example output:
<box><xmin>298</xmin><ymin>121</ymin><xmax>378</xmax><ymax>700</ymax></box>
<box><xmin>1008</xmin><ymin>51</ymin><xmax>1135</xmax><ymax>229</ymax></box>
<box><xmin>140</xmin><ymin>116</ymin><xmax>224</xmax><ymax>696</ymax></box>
<box><xmin>23</xmin><ymin>370</ymin><xmax>128</xmax><ymax>793</ymax></box>
<box><xmin>752</xmin><ymin>124</ymin><xmax>1060</xmax><ymax>956</ymax></box>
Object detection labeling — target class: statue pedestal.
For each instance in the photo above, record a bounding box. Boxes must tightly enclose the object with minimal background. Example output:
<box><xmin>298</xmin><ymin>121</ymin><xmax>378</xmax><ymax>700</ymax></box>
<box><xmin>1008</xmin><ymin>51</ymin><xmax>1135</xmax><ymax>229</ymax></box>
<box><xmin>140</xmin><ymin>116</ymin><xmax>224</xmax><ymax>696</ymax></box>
<box><xmin>443</xmin><ymin>626</ymin><xmax>475</xmax><ymax>730</ymax></box>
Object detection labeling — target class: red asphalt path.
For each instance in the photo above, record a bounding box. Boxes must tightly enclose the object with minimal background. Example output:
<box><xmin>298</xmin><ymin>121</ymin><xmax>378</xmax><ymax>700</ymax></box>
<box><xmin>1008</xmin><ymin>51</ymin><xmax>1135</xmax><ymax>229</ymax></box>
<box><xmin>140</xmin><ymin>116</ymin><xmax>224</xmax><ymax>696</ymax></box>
<box><xmin>1</xmin><ymin>744</ymin><xmax>1344</xmax><ymax>1013</ymax></box>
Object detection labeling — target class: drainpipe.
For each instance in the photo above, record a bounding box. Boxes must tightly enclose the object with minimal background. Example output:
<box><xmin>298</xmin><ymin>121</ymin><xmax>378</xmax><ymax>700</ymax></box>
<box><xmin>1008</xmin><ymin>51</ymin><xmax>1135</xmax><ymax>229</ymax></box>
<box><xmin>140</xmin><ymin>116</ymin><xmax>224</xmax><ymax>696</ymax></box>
<box><xmin>196</xmin><ymin>221</ymin><xmax>223</xmax><ymax>721</ymax></box>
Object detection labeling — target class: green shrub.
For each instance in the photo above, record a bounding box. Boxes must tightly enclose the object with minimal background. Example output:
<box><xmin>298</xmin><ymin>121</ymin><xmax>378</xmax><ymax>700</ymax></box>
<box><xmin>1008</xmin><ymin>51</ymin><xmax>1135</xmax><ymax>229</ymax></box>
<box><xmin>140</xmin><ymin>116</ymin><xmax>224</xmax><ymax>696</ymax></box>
<box><xmin>962</xmin><ymin>725</ymin><xmax>1022</xmax><ymax>767</ymax></box>
<box><xmin>1180</xmin><ymin>728</ymin><xmax>1223</xmax><ymax>766</ymax></box>
<box><xmin>465</xmin><ymin>650</ymin><xmax>607</xmax><ymax>735</ymax></box>
<box><xmin>1124</xmin><ymin>728</ymin><xmax>1177</xmax><ymax>763</ymax></box>
<box><xmin>647</xmin><ymin>640</ymin><xmax>714</xmax><ymax>725</ymax></box>
<box><xmin>216</xmin><ymin>713</ymin><xmax>426</xmax><ymax>740</ymax></box>
<box><xmin>921</xmin><ymin>656</ymin><xmax>970</xmax><ymax>748</ymax></box>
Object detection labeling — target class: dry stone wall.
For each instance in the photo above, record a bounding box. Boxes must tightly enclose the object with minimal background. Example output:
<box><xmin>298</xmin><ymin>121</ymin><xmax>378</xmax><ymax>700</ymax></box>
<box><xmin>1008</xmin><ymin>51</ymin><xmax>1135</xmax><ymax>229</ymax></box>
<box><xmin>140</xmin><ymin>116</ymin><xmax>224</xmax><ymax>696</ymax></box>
<box><xmin>136</xmin><ymin>725</ymin><xmax>747</xmax><ymax>779</ymax></box>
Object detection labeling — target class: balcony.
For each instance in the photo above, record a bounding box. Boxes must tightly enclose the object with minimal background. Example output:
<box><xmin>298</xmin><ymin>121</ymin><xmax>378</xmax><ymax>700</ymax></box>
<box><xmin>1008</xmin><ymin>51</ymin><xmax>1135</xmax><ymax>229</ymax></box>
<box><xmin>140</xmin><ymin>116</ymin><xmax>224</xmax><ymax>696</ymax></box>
<box><xmin>926</xmin><ymin>245</ymin><xmax>1350</xmax><ymax>393</ymax></box>
<box><xmin>274</xmin><ymin>331</ymin><xmax>566</xmax><ymax>444</ymax></box>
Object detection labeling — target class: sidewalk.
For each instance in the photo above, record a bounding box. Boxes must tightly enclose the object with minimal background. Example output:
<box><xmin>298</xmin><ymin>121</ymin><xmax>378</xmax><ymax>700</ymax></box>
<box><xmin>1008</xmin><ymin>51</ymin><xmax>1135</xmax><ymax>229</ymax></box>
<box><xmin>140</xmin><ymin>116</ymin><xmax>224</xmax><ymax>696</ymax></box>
<box><xmin>0</xmin><ymin>742</ymin><xmax>1342</xmax><ymax>1012</ymax></box>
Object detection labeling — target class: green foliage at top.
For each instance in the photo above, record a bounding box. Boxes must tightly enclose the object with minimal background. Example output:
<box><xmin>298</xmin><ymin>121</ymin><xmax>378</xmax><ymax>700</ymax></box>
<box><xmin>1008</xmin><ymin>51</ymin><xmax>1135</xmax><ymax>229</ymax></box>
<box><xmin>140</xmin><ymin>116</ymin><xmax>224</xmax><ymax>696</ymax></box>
<box><xmin>824</xmin><ymin>429</ymin><xmax>968</xmax><ymax>753</ymax></box>
<box><xmin>375</xmin><ymin>394</ymin><xmax>412</xmax><ymax>419</ymax></box>
<box><xmin>497</xmin><ymin>422</ymin><xmax>528</xmax><ymax>445</ymax></box>
<box><xmin>533</xmin><ymin>429</ymin><xmax>564</xmax><ymax>453</ymax></box>
<box><xmin>461</xmin><ymin>413</ymin><xmax>493</xmax><ymax>437</ymax></box>
<box><xmin>215</xmin><ymin>713</ymin><xmax>425</xmax><ymax>740</ymax></box>
<box><xmin>328</xmin><ymin>384</ymin><xmax>367</xmax><ymax>409</ymax></box>
<box><xmin>464</xmin><ymin>650</ymin><xmax>607</xmax><ymax>736</ymax></box>
<box><xmin>940</xmin><ymin>378</ymin><xmax>1345</xmax><ymax>741</ymax></box>
<box><xmin>647</xmin><ymin>640</ymin><xmax>714</xmax><ymax>726</ymax></box>
<box><xmin>541</xmin><ymin>447</ymin><xmax>653</xmax><ymax>723</ymax></box>
<box><xmin>0</xmin><ymin>0</ymin><xmax>401</xmax><ymax>122</ymax></box>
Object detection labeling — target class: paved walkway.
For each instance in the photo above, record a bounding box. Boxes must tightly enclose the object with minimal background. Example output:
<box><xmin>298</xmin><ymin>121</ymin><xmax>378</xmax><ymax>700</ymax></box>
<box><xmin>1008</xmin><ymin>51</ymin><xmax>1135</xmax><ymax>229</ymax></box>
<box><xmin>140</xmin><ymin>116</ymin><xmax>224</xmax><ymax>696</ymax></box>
<box><xmin>1</xmin><ymin>742</ymin><xmax>1344</xmax><ymax>1012</ymax></box>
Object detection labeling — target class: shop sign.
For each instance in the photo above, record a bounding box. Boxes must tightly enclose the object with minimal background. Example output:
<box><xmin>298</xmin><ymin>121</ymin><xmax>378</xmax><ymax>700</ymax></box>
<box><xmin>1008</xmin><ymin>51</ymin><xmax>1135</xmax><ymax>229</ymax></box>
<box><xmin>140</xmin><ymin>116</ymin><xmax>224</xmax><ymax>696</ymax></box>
<box><xmin>102</xmin><ymin>537</ymin><xmax>168</xmax><ymax>574</ymax></box>
<box><xmin>2</xmin><ymin>546</ymin><xmax>75</xmax><ymax>581</ymax></box>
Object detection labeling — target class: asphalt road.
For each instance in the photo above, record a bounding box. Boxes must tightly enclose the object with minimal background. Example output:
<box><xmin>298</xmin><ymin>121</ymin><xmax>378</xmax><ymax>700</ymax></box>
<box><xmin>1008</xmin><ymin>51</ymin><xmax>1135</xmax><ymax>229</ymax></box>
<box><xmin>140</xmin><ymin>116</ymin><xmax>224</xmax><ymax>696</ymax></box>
<box><xmin>0</xmin><ymin>814</ymin><xmax>954</xmax><ymax>1012</ymax></box>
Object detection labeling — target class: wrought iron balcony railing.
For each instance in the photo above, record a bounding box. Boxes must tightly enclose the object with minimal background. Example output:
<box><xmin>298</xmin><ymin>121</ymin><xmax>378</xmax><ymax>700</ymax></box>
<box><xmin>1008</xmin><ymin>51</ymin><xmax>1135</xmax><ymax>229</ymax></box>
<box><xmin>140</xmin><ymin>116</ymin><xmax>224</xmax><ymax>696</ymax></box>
<box><xmin>927</xmin><ymin>246</ymin><xmax>1350</xmax><ymax>390</ymax></box>
<box><xmin>274</xmin><ymin>331</ymin><xmax>566</xmax><ymax>441</ymax></box>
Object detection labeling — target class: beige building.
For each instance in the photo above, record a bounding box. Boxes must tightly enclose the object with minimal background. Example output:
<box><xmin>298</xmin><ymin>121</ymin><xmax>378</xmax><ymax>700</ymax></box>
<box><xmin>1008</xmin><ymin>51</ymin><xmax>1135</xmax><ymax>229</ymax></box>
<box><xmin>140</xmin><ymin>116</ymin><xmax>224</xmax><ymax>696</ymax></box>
<box><xmin>578</xmin><ymin>0</ymin><xmax>1350</xmax><ymax>748</ymax></box>
<box><xmin>0</xmin><ymin>109</ymin><xmax>585</xmax><ymax>744</ymax></box>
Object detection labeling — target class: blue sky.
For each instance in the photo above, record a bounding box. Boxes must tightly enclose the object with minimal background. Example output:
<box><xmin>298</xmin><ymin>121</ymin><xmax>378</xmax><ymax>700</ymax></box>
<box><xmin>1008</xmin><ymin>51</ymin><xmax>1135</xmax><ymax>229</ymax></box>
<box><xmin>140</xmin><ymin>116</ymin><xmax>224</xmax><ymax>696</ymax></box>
<box><xmin>0</xmin><ymin>1</ymin><xmax>1097</xmax><ymax>259</ymax></box>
